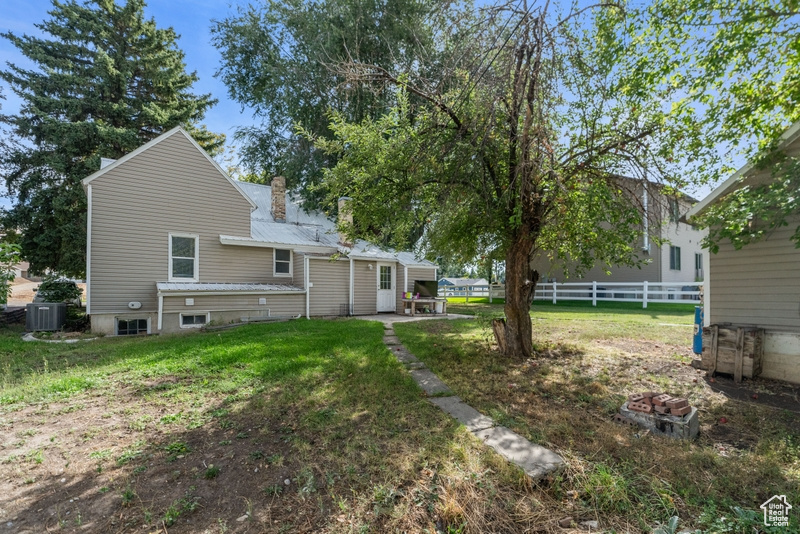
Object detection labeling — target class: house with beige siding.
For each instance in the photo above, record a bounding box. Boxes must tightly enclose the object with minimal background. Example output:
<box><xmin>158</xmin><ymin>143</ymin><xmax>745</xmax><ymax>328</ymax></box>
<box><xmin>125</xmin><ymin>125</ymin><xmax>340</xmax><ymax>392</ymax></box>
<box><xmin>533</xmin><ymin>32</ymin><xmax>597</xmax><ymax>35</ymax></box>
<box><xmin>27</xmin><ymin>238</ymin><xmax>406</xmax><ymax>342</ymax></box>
<box><xmin>687</xmin><ymin>120</ymin><xmax>800</xmax><ymax>383</ymax></box>
<box><xmin>531</xmin><ymin>180</ymin><xmax>706</xmax><ymax>291</ymax></box>
<box><xmin>83</xmin><ymin>127</ymin><xmax>437</xmax><ymax>335</ymax></box>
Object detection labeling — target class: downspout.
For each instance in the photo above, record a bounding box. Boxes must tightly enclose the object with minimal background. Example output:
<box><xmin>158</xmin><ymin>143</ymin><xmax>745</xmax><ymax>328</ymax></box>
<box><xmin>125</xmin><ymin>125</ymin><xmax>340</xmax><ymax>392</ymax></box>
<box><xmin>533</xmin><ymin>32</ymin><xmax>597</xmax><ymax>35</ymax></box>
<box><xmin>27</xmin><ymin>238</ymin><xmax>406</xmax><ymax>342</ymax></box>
<box><xmin>404</xmin><ymin>265</ymin><xmax>408</xmax><ymax>295</ymax></box>
<box><xmin>86</xmin><ymin>184</ymin><xmax>92</xmax><ymax>315</ymax></box>
<box><xmin>157</xmin><ymin>293</ymin><xmax>163</xmax><ymax>331</ymax></box>
<box><xmin>349</xmin><ymin>257</ymin><xmax>354</xmax><ymax>316</ymax></box>
<box><xmin>305</xmin><ymin>255</ymin><xmax>310</xmax><ymax>319</ymax></box>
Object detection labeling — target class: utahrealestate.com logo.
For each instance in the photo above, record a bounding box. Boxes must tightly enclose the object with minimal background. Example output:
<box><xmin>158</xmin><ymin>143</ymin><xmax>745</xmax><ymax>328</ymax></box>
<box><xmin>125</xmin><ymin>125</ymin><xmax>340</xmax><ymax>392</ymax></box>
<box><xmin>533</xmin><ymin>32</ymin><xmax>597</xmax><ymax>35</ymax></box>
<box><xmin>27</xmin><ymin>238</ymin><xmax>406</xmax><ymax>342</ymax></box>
<box><xmin>761</xmin><ymin>495</ymin><xmax>792</xmax><ymax>527</ymax></box>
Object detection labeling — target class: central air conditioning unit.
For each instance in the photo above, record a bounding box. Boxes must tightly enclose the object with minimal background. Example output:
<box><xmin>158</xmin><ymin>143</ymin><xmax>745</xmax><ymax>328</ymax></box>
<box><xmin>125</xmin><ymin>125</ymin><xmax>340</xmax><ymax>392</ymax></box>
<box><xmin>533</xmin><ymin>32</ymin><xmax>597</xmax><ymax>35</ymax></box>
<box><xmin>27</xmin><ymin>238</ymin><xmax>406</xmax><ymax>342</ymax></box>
<box><xmin>26</xmin><ymin>302</ymin><xmax>67</xmax><ymax>332</ymax></box>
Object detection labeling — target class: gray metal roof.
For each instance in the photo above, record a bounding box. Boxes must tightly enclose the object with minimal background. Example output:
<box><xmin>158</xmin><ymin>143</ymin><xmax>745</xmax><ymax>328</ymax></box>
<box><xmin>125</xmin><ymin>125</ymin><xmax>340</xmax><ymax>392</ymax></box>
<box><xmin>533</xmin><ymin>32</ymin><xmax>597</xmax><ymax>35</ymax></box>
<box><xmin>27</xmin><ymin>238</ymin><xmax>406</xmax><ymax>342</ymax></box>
<box><xmin>232</xmin><ymin>180</ymin><xmax>436</xmax><ymax>267</ymax></box>
<box><xmin>157</xmin><ymin>282</ymin><xmax>304</xmax><ymax>292</ymax></box>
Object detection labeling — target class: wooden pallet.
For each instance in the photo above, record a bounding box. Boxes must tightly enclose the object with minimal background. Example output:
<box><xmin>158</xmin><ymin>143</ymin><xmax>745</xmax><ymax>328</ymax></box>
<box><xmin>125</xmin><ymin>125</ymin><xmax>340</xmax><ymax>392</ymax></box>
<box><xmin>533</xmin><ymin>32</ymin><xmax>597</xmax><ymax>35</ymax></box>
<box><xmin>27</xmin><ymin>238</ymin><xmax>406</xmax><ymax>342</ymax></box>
<box><xmin>701</xmin><ymin>325</ymin><xmax>764</xmax><ymax>382</ymax></box>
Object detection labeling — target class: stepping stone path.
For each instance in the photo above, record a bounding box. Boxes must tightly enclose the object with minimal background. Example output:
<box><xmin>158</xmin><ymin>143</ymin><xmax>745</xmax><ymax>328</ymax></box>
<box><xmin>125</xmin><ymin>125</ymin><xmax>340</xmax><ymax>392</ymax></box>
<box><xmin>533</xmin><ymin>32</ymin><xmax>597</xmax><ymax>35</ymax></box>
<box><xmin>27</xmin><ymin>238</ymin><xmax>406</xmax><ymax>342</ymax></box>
<box><xmin>382</xmin><ymin>322</ymin><xmax>564</xmax><ymax>480</ymax></box>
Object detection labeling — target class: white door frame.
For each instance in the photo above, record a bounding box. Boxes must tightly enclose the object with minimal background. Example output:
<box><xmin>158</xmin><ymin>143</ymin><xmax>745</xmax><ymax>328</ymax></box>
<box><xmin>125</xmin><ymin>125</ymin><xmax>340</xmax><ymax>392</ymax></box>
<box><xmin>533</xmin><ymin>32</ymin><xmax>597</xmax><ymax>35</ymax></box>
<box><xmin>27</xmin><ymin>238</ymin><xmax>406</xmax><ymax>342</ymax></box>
<box><xmin>376</xmin><ymin>262</ymin><xmax>396</xmax><ymax>312</ymax></box>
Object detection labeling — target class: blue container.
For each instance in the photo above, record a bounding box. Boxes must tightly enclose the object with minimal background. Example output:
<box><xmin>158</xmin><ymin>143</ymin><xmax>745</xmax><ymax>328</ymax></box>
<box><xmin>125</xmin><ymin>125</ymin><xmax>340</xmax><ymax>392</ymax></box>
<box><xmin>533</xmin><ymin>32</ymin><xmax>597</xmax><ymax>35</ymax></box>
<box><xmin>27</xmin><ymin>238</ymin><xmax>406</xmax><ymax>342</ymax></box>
<box><xmin>693</xmin><ymin>306</ymin><xmax>703</xmax><ymax>355</ymax></box>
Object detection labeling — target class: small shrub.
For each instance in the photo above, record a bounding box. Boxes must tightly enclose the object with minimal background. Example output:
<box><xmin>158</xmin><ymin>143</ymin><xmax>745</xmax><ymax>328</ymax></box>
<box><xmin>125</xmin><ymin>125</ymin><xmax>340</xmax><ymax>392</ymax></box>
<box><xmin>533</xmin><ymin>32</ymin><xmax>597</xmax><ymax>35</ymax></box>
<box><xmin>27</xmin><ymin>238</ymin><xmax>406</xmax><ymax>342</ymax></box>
<box><xmin>35</xmin><ymin>274</ymin><xmax>82</xmax><ymax>305</ymax></box>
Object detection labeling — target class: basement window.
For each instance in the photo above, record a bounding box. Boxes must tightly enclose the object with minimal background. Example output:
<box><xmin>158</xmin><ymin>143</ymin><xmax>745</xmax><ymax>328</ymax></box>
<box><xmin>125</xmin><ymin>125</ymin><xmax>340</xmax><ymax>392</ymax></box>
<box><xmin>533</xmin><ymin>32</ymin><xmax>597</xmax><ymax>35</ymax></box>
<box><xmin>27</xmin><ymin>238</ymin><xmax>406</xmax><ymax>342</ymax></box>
<box><xmin>117</xmin><ymin>318</ymin><xmax>149</xmax><ymax>336</ymax></box>
<box><xmin>180</xmin><ymin>313</ymin><xmax>208</xmax><ymax>328</ymax></box>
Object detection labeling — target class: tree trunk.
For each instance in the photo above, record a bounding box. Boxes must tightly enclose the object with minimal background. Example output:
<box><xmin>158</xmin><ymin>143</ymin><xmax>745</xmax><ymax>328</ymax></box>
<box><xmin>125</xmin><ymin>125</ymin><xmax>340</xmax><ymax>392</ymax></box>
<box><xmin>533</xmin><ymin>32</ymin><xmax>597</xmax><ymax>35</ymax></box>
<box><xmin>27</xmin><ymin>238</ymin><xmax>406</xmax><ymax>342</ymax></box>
<box><xmin>500</xmin><ymin>238</ymin><xmax>538</xmax><ymax>359</ymax></box>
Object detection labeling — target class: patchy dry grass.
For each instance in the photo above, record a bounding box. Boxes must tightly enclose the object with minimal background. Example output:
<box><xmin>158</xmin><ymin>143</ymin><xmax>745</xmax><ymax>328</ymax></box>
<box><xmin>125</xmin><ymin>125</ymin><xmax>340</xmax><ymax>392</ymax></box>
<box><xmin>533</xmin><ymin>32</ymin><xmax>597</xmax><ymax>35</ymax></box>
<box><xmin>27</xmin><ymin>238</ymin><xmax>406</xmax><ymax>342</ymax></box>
<box><xmin>1</xmin><ymin>319</ymin><xmax>542</xmax><ymax>533</ymax></box>
<box><xmin>396</xmin><ymin>310</ymin><xmax>800</xmax><ymax>533</ymax></box>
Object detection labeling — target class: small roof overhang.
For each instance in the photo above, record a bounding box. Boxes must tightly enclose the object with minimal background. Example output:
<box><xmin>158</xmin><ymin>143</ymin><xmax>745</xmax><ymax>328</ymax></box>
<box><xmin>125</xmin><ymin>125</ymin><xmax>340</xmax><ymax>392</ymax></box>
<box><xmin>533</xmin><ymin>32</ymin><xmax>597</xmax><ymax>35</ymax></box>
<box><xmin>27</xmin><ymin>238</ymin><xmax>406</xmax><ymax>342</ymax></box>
<box><xmin>156</xmin><ymin>282</ymin><xmax>305</xmax><ymax>296</ymax></box>
<box><xmin>219</xmin><ymin>235</ymin><xmax>337</xmax><ymax>254</ymax></box>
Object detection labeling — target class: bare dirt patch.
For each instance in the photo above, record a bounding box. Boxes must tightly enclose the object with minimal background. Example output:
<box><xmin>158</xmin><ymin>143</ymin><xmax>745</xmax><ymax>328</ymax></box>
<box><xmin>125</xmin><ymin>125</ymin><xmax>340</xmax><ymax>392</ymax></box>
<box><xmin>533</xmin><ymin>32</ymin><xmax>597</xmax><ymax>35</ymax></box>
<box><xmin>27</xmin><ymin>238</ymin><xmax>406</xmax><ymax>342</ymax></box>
<box><xmin>0</xmin><ymin>388</ymin><xmax>334</xmax><ymax>533</ymax></box>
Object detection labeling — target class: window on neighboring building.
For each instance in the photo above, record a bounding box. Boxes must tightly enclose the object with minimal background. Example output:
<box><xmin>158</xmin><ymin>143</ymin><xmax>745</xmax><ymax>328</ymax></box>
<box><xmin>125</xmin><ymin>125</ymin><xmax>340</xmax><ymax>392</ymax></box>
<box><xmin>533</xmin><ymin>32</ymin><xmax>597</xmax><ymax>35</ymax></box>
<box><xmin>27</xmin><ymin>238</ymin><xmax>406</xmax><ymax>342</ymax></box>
<box><xmin>274</xmin><ymin>248</ymin><xmax>291</xmax><ymax>276</ymax></box>
<box><xmin>695</xmin><ymin>253</ymin><xmax>703</xmax><ymax>280</ymax></box>
<box><xmin>180</xmin><ymin>313</ymin><xmax>208</xmax><ymax>328</ymax></box>
<box><xmin>169</xmin><ymin>234</ymin><xmax>198</xmax><ymax>281</ymax></box>
<box><xmin>668</xmin><ymin>197</ymin><xmax>682</xmax><ymax>223</ymax></box>
<box><xmin>117</xmin><ymin>318</ymin><xmax>148</xmax><ymax>335</ymax></box>
<box><xmin>670</xmin><ymin>246</ymin><xmax>681</xmax><ymax>270</ymax></box>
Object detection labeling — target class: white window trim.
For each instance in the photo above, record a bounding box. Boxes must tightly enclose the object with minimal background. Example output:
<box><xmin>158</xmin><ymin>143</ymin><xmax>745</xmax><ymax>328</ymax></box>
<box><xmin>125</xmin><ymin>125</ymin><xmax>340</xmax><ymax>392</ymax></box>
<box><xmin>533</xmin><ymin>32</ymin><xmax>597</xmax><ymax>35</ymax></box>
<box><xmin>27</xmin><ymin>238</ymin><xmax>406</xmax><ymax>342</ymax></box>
<box><xmin>169</xmin><ymin>233</ymin><xmax>199</xmax><ymax>282</ymax></box>
<box><xmin>179</xmin><ymin>312</ymin><xmax>210</xmax><ymax>329</ymax></box>
<box><xmin>273</xmin><ymin>248</ymin><xmax>293</xmax><ymax>278</ymax></box>
<box><xmin>115</xmin><ymin>316</ymin><xmax>151</xmax><ymax>336</ymax></box>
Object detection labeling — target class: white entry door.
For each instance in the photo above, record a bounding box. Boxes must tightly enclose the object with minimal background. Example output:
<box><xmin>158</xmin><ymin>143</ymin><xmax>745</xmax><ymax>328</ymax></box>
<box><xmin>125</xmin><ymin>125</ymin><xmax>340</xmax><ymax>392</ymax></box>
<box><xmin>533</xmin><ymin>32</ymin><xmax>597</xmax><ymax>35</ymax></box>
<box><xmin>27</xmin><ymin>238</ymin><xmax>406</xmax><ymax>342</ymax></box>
<box><xmin>376</xmin><ymin>263</ymin><xmax>396</xmax><ymax>312</ymax></box>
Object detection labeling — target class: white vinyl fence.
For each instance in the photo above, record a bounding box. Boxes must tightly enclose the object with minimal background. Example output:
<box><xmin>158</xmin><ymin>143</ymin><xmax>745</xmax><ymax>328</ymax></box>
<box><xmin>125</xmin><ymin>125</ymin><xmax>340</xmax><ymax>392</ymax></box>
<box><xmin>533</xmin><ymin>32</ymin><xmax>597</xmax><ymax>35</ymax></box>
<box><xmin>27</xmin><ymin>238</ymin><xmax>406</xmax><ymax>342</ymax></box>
<box><xmin>440</xmin><ymin>282</ymin><xmax>702</xmax><ymax>307</ymax></box>
<box><xmin>534</xmin><ymin>281</ymin><xmax>702</xmax><ymax>308</ymax></box>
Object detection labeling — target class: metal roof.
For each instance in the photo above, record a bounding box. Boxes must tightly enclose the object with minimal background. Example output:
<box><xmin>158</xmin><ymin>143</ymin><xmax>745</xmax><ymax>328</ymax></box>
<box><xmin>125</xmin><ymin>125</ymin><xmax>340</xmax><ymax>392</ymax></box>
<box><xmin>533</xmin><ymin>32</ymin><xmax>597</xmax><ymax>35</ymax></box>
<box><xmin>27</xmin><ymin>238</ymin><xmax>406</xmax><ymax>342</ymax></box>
<box><xmin>230</xmin><ymin>180</ymin><xmax>436</xmax><ymax>267</ymax></box>
<box><xmin>157</xmin><ymin>282</ymin><xmax>304</xmax><ymax>292</ymax></box>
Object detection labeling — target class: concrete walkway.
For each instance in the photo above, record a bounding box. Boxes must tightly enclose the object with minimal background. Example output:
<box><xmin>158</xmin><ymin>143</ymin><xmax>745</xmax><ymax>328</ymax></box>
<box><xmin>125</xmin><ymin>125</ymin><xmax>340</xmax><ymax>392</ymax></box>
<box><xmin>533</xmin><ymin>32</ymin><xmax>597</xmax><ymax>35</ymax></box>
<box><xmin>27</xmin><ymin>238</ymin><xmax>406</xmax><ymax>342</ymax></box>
<box><xmin>381</xmin><ymin>320</ymin><xmax>564</xmax><ymax>480</ymax></box>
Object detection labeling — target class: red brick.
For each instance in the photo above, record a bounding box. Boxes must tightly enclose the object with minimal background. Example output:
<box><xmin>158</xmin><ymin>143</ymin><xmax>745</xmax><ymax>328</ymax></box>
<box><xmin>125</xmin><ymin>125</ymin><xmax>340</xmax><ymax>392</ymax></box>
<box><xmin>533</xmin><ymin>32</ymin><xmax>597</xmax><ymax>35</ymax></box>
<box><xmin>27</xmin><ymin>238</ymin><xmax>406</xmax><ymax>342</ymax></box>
<box><xmin>666</xmin><ymin>398</ymin><xmax>688</xmax><ymax>409</ymax></box>
<box><xmin>628</xmin><ymin>393</ymin><xmax>645</xmax><ymax>403</ymax></box>
<box><xmin>628</xmin><ymin>401</ymin><xmax>653</xmax><ymax>413</ymax></box>
<box><xmin>641</xmin><ymin>397</ymin><xmax>653</xmax><ymax>406</ymax></box>
<box><xmin>670</xmin><ymin>405</ymin><xmax>691</xmax><ymax>416</ymax></box>
<box><xmin>652</xmin><ymin>394</ymin><xmax>672</xmax><ymax>406</ymax></box>
<box><xmin>641</xmin><ymin>391</ymin><xmax>658</xmax><ymax>398</ymax></box>
<box><xmin>653</xmin><ymin>405</ymin><xmax>669</xmax><ymax>414</ymax></box>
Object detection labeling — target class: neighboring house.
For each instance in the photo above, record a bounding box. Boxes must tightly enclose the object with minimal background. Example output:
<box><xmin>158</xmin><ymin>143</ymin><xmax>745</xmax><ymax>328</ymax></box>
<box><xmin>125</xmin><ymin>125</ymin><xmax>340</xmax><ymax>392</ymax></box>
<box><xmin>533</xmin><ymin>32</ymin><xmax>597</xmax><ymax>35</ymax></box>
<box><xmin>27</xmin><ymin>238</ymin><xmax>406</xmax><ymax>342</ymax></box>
<box><xmin>438</xmin><ymin>277</ymin><xmax>489</xmax><ymax>296</ymax></box>
<box><xmin>531</xmin><ymin>180</ymin><xmax>707</xmax><ymax>289</ymax></box>
<box><xmin>687</xmin><ymin>120</ymin><xmax>800</xmax><ymax>383</ymax></box>
<box><xmin>83</xmin><ymin>127</ymin><xmax>437</xmax><ymax>335</ymax></box>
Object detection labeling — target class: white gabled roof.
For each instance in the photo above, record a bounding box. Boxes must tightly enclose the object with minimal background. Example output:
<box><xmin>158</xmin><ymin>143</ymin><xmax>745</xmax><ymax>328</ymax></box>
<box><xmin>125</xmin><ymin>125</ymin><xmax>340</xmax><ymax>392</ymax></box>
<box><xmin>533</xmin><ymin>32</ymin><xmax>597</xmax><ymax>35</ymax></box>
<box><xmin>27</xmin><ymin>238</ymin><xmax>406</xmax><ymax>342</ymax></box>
<box><xmin>687</xmin><ymin>119</ymin><xmax>800</xmax><ymax>219</ymax></box>
<box><xmin>82</xmin><ymin>126</ymin><xmax>257</xmax><ymax>211</ymax></box>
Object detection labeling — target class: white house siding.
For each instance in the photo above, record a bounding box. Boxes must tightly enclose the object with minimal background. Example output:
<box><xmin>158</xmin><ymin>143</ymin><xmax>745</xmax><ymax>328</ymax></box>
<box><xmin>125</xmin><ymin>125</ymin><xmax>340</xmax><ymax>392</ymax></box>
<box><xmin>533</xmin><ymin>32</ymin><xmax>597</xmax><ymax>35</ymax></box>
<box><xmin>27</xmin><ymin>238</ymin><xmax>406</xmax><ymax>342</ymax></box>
<box><xmin>708</xmin><ymin>216</ymin><xmax>800</xmax><ymax>382</ymax></box>
<box><xmin>659</xmin><ymin>218</ymin><xmax>706</xmax><ymax>284</ymax></box>
<box><xmin>353</xmin><ymin>260</ymin><xmax>378</xmax><ymax>315</ymax></box>
<box><xmin>307</xmin><ymin>258</ymin><xmax>350</xmax><ymax>316</ymax></box>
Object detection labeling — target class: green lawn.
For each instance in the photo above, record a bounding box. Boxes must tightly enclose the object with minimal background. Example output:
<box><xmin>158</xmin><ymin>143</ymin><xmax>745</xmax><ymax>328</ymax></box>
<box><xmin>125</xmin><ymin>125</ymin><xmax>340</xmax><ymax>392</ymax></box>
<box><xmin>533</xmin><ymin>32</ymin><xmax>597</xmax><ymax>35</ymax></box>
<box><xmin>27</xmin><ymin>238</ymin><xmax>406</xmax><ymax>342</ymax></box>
<box><xmin>0</xmin><ymin>320</ymin><xmax>528</xmax><ymax>533</ymax></box>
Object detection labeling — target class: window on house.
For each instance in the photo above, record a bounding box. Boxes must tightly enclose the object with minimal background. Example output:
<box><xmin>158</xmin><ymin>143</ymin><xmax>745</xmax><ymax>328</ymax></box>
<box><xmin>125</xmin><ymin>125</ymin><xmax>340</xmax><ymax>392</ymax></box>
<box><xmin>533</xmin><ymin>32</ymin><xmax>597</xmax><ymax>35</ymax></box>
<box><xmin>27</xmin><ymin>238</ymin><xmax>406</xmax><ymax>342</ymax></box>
<box><xmin>670</xmin><ymin>246</ymin><xmax>681</xmax><ymax>270</ymax></box>
<box><xmin>170</xmin><ymin>234</ymin><xmax>198</xmax><ymax>281</ymax></box>
<box><xmin>380</xmin><ymin>265</ymin><xmax>392</xmax><ymax>290</ymax></box>
<box><xmin>668</xmin><ymin>198</ymin><xmax>681</xmax><ymax>222</ymax></box>
<box><xmin>274</xmin><ymin>248</ymin><xmax>291</xmax><ymax>276</ymax></box>
<box><xmin>695</xmin><ymin>253</ymin><xmax>703</xmax><ymax>280</ymax></box>
<box><xmin>117</xmin><ymin>318</ymin><xmax>148</xmax><ymax>335</ymax></box>
<box><xmin>180</xmin><ymin>313</ymin><xmax>208</xmax><ymax>328</ymax></box>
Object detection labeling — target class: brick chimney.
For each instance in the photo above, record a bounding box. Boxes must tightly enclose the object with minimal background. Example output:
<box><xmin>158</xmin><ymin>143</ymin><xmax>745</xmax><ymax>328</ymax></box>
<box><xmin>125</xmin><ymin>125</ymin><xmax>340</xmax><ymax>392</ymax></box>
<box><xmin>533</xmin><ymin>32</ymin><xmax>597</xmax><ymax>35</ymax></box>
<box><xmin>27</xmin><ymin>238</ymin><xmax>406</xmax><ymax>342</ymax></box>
<box><xmin>338</xmin><ymin>196</ymin><xmax>353</xmax><ymax>246</ymax></box>
<box><xmin>271</xmin><ymin>176</ymin><xmax>286</xmax><ymax>223</ymax></box>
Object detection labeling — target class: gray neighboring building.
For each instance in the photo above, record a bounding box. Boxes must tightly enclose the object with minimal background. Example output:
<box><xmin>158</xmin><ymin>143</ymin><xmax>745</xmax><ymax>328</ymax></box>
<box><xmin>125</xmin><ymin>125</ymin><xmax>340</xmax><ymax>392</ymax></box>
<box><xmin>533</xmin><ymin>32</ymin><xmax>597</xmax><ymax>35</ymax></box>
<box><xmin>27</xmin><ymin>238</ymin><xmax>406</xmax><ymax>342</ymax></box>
<box><xmin>83</xmin><ymin>127</ymin><xmax>436</xmax><ymax>335</ymax></box>
<box><xmin>687</xmin><ymin>120</ymin><xmax>800</xmax><ymax>383</ymax></box>
<box><xmin>531</xmin><ymin>181</ymin><xmax>707</xmax><ymax>286</ymax></box>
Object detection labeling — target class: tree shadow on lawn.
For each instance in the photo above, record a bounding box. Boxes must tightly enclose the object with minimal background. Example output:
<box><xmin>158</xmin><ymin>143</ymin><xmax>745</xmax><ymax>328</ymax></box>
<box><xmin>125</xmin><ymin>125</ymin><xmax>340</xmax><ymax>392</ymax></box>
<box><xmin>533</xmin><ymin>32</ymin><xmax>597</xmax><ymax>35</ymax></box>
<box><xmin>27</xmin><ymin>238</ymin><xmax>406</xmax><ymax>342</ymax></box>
<box><xmin>1</xmin><ymin>320</ymin><xmax>532</xmax><ymax>533</ymax></box>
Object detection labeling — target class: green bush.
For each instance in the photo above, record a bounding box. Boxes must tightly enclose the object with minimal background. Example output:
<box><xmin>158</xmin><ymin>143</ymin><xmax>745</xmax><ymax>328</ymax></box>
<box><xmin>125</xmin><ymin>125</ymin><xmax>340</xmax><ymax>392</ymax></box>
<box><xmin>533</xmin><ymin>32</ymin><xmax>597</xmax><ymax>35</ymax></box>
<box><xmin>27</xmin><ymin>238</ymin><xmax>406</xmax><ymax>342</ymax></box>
<box><xmin>36</xmin><ymin>275</ymin><xmax>82</xmax><ymax>305</ymax></box>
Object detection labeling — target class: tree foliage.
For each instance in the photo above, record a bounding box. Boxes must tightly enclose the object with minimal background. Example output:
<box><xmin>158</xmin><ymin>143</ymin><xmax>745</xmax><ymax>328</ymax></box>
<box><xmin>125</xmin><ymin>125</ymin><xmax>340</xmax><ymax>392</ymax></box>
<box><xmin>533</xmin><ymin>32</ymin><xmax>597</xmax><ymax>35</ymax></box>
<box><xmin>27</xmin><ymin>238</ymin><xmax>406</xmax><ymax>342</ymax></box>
<box><xmin>642</xmin><ymin>0</ymin><xmax>800</xmax><ymax>248</ymax></box>
<box><xmin>0</xmin><ymin>242</ymin><xmax>21</xmax><ymax>306</ymax></box>
<box><xmin>211</xmin><ymin>0</ymin><xmax>460</xmax><ymax>206</ymax></box>
<box><xmin>306</xmin><ymin>2</ymin><xmax>705</xmax><ymax>358</ymax></box>
<box><xmin>0</xmin><ymin>0</ymin><xmax>221</xmax><ymax>277</ymax></box>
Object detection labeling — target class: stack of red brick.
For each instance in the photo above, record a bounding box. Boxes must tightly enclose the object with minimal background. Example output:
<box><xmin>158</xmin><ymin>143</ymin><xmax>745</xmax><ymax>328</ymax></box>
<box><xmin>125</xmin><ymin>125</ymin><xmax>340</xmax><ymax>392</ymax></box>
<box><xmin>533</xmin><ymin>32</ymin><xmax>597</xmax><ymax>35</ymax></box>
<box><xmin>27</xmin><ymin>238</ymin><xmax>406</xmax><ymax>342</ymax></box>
<box><xmin>627</xmin><ymin>392</ymin><xmax>692</xmax><ymax>417</ymax></box>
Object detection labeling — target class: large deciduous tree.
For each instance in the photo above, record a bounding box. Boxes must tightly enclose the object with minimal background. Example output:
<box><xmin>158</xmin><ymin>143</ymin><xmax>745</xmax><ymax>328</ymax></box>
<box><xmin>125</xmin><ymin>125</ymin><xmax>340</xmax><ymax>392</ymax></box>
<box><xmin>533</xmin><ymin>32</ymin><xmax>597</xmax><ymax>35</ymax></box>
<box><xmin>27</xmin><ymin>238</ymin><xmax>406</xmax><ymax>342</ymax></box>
<box><xmin>305</xmin><ymin>1</ymin><xmax>708</xmax><ymax>358</ymax></box>
<box><xmin>211</xmin><ymin>0</ymin><xmax>458</xmax><ymax>206</ymax></box>
<box><xmin>643</xmin><ymin>0</ymin><xmax>800</xmax><ymax>248</ymax></box>
<box><xmin>0</xmin><ymin>0</ymin><xmax>221</xmax><ymax>278</ymax></box>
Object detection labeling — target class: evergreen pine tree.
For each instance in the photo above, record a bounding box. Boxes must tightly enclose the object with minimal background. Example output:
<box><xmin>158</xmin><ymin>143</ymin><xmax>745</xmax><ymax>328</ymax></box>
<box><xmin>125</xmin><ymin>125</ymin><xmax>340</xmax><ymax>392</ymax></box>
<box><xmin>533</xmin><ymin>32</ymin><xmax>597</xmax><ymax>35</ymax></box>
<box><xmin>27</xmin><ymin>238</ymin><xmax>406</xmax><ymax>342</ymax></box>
<box><xmin>1</xmin><ymin>0</ymin><xmax>221</xmax><ymax>277</ymax></box>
